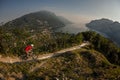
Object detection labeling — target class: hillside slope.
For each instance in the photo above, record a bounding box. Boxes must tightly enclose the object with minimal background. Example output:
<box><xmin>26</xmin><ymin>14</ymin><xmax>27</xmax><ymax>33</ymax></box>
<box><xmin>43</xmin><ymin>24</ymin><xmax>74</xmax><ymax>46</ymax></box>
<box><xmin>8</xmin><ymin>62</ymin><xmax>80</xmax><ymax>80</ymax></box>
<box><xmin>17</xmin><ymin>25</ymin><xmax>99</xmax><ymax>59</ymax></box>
<box><xmin>0</xmin><ymin>48</ymin><xmax>120</xmax><ymax>80</ymax></box>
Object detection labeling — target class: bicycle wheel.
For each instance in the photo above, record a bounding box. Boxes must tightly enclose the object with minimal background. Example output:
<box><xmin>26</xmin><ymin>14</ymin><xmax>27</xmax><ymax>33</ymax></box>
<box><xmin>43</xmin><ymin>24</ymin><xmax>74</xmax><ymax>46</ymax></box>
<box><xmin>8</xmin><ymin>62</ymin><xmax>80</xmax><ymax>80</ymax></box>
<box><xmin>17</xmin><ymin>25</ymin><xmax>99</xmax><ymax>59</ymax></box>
<box><xmin>20</xmin><ymin>54</ymin><xmax>28</xmax><ymax>60</ymax></box>
<box><xmin>32</xmin><ymin>54</ymin><xmax>38</xmax><ymax>60</ymax></box>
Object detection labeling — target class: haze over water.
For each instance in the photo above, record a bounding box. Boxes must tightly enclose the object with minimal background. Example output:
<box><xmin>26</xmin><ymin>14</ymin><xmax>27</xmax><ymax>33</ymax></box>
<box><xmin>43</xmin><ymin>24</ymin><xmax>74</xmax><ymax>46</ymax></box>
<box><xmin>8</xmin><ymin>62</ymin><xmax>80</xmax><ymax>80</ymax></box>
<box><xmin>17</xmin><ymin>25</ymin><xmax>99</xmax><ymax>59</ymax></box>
<box><xmin>56</xmin><ymin>23</ymin><xmax>89</xmax><ymax>34</ymax></box>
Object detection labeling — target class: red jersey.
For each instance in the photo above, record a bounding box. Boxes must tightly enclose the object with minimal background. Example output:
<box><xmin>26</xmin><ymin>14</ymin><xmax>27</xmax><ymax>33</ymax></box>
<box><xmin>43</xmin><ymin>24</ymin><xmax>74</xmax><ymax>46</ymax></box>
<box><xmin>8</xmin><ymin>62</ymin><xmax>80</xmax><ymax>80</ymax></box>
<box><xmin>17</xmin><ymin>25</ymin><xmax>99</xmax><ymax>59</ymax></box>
<box><xmin>25</xmin><ymin>45</ymin><xmax>32</xmax><ymax>52</ymax></box>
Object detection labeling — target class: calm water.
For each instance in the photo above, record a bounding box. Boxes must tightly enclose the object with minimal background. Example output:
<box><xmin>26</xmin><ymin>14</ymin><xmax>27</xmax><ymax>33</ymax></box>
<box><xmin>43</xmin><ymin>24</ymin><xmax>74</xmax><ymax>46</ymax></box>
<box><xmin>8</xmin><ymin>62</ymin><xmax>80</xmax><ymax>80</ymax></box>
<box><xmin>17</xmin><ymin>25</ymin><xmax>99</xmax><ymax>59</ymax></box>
<box><xmin>56</xmin><ymin>23</ymin><xmax>89</xmax><ymax>34</ymax></box>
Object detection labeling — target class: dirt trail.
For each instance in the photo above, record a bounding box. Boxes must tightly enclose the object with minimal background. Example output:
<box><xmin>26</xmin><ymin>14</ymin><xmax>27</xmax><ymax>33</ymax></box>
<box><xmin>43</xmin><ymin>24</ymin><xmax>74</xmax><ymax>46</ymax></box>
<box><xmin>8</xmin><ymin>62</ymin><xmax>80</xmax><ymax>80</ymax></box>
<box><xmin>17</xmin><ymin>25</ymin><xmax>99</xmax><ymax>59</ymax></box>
<box><xmin>0</xmin><ymin>42</ymin><xmax>89</xmax><ymax>64</ymax></box>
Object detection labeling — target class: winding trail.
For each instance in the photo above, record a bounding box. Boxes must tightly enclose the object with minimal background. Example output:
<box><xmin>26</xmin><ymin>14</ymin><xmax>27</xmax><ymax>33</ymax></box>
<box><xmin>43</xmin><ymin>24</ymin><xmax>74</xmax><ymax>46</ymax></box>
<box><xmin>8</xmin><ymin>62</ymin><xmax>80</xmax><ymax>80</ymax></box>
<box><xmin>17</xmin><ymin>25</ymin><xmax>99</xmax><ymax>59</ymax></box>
<box><xmin>0</xmin><ymin>42</ymin><xmax>89</xmax><ymax>64</ymax></box>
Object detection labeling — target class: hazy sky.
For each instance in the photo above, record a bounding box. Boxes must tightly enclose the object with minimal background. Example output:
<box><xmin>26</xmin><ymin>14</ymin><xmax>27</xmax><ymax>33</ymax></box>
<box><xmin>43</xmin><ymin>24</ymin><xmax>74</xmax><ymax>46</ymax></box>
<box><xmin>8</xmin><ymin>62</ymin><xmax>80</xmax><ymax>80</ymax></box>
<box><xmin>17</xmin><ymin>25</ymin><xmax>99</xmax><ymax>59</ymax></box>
<box><xmin>0</xmin><ymin>0</ymin><xmax>120</xmax><ymax>23</ymax></box>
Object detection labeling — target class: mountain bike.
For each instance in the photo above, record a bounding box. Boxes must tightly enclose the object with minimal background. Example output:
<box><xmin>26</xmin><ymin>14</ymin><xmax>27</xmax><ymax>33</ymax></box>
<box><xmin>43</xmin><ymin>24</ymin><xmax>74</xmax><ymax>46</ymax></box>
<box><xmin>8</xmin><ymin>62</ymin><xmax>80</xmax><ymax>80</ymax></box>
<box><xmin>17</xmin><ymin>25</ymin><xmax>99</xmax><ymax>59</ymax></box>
<box><xmin>20</xmin><ymin>52</ymin><xmax>38</xmax><ymax>61</ymax></box>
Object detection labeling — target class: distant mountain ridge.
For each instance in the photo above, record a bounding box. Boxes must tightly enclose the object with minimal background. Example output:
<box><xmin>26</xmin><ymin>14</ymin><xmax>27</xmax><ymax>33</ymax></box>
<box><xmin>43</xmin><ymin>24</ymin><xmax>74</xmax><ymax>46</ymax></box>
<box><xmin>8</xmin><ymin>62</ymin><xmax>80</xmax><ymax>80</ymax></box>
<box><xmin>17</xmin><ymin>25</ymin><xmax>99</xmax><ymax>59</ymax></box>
<box><xmin>86</xmin><ymin>18</ymin><xmax>120</xmax><ymax>46</ymax></box>
<box><xmin>3</xmin><ymin>10</ymin><xmax>71</xmax><ymax>30</ymax></box>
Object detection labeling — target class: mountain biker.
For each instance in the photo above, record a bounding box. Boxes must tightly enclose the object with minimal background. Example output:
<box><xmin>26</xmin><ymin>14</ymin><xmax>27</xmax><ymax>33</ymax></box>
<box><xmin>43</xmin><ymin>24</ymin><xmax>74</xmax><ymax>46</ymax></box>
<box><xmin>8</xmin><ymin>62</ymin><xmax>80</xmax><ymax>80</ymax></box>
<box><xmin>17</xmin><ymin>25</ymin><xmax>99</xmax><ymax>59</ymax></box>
<box><xmin>24</xmin><ymin>44</ymin><xmax>34</xmax><ymax>58</ymax></box>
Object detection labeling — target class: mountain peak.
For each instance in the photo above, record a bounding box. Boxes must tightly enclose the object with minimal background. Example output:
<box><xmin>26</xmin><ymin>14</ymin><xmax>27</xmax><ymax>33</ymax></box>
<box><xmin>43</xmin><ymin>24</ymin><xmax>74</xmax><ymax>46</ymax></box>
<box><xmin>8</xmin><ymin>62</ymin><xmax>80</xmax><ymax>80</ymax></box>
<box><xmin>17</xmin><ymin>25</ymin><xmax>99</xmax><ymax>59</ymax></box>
<box><xmin>100</xmin><ymin>18</ymin><xmax>113</xmax><ymax>22</ymax></box>
<box><xmin>30</xmin><ymin>10</ymin><xmax>56</xmax><ymax>16</ymax></box>
<box><xmin>3</xmin><ymin>10</ymin><xmax>71</xmax><ymax>30</ymax></box>
<box><xmin>86</xmin><ymin>18</ymin><xmax>120</xmax><ymax>46</ymax></box>
<box><xmin>89</xmin><ymin>18</ymin><xmax>113</xmax><ymax>25</ymax></box>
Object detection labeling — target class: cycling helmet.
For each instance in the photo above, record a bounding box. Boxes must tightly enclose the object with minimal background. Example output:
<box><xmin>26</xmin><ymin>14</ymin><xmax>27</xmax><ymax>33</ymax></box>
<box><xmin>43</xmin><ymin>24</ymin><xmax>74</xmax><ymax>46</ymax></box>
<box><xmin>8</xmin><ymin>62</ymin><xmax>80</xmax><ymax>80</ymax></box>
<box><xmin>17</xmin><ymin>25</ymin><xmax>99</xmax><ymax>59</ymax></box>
<box><xmin>31</xmin><ymin>44</ymin><xmax>34</xmax><ymax>47</ymax></box>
